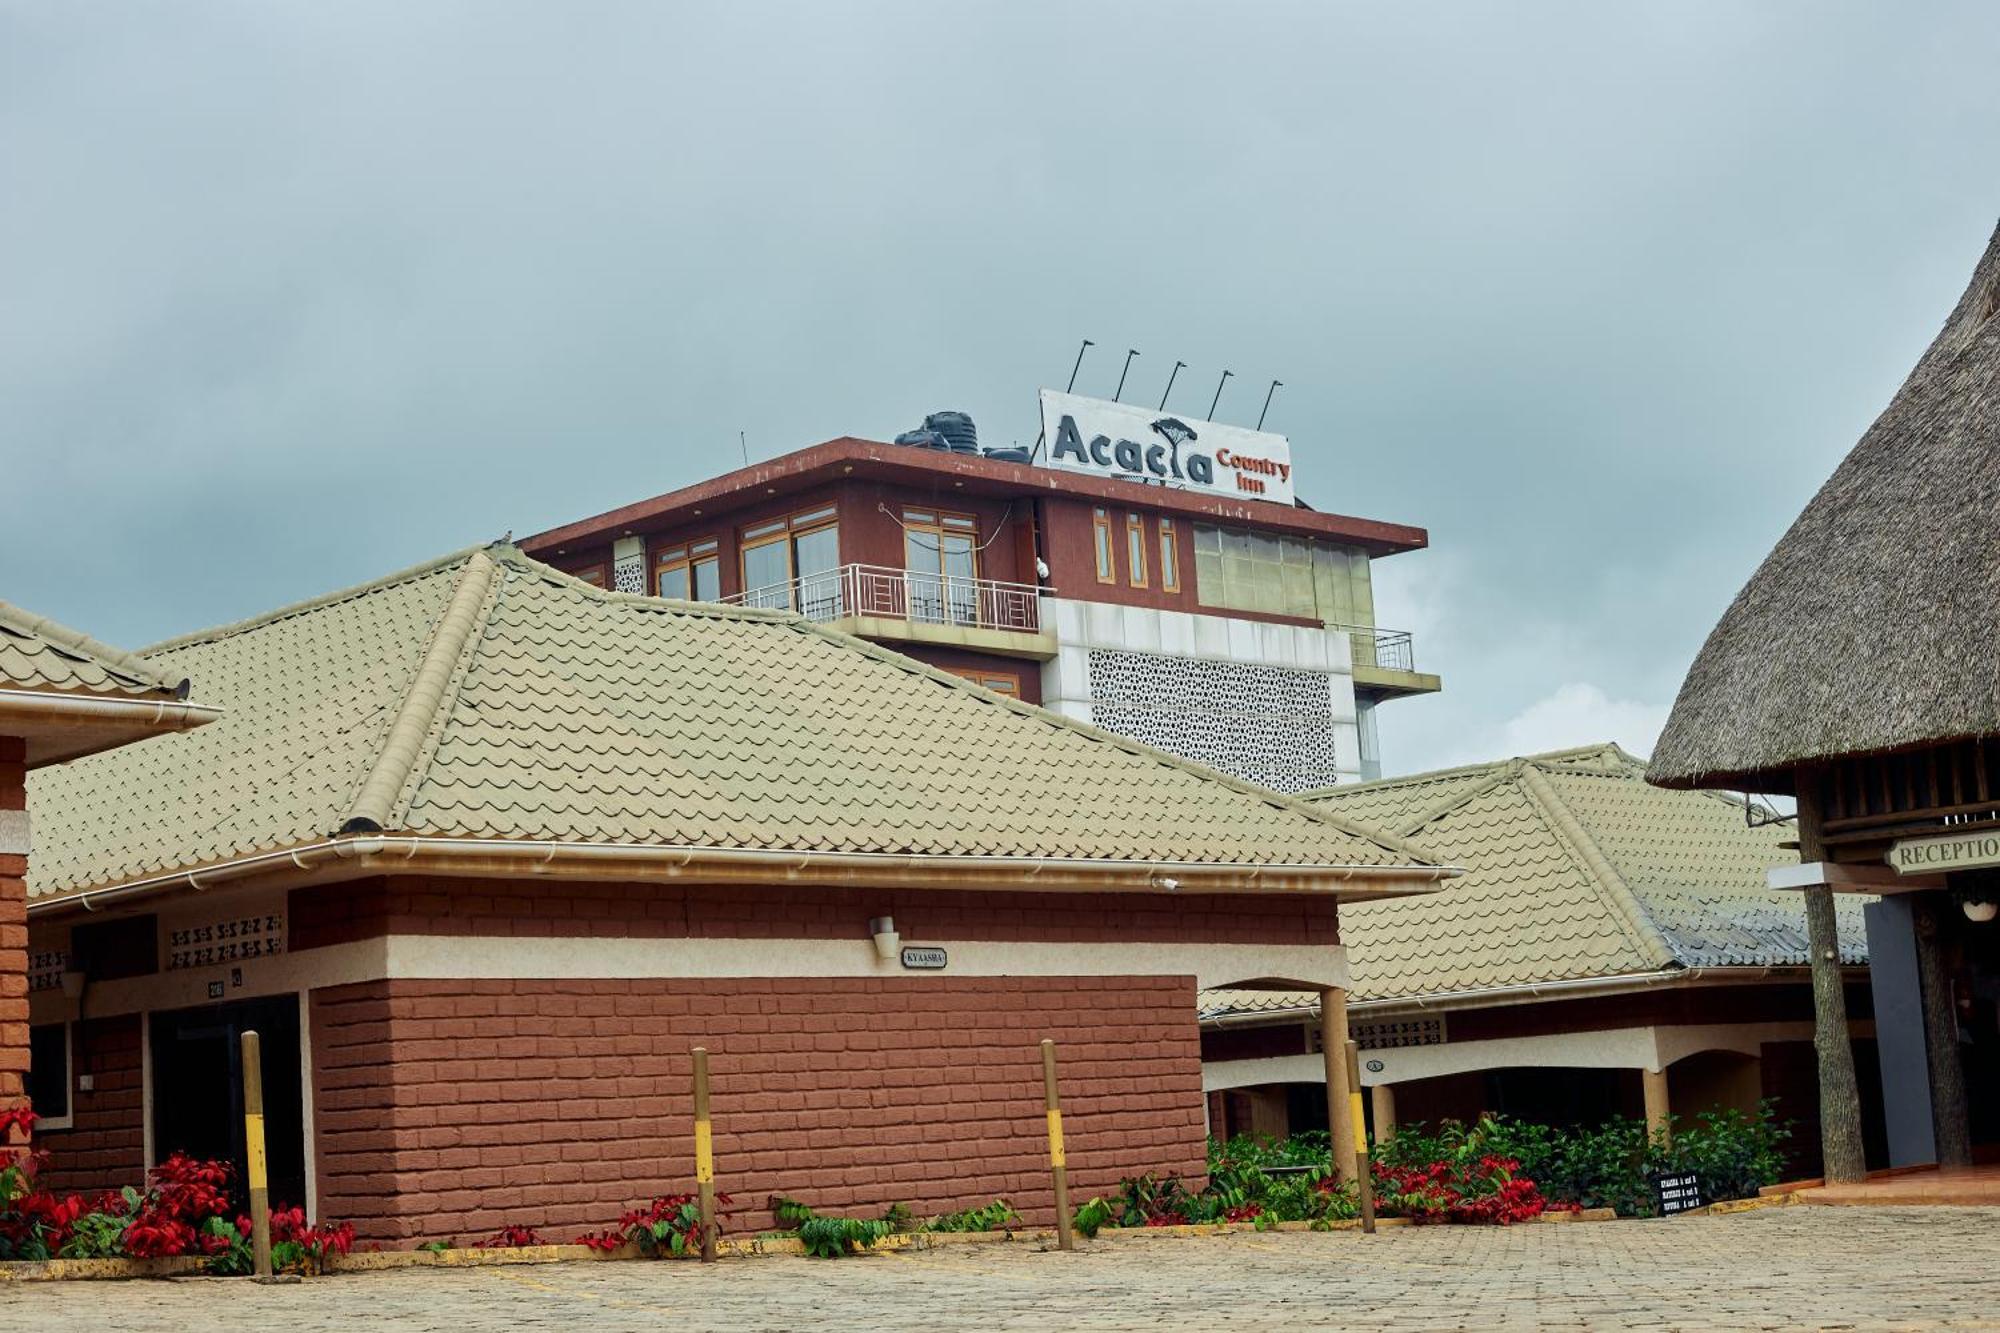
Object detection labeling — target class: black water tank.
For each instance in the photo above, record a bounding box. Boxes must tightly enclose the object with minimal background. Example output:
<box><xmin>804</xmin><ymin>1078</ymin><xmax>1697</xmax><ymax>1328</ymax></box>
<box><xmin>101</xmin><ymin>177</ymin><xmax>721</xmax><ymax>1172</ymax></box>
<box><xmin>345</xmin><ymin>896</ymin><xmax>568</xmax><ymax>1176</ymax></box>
<box><xmin>983</xmin><ymin>446</ymin><xmax>1032</xmax><ymax>464</ymax></box>
<box><xmin>924</xmin><ymin>411</ymin><xmax>979</xmax><ymax>454</ymax></box>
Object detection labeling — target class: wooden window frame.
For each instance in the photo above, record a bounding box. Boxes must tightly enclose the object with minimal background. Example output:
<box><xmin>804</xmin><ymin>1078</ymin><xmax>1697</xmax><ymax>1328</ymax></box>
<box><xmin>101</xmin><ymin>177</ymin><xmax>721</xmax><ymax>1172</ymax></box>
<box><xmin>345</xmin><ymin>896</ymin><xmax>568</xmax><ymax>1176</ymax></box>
<box><xmin>1092</xmin><ymin>508</ymin><xmax>1116</xmax><ymax>584</ymax></box>
<box><xmin>1126</xmin><ymin>514</ymin><xmax>1149</xmax><ymax>588</ymax></box>
<box><xmin>948</xmin><ymin>667</ymin><xmax>1020</xmax><ymax>697</ymax></box>
<box><xmin>901</xmin><ymin>508</ymin><xmax>982</xmax><ymax>581</ymax></box>
<box><xmin>1159</xmin><ymin>518</ymin><xmax>1181</xmax><ymax>593</ymax></box>
<box><xmin>656</xmin><ymin>537</ymin><xmax>721</xmax><ymax>601</ymax></box>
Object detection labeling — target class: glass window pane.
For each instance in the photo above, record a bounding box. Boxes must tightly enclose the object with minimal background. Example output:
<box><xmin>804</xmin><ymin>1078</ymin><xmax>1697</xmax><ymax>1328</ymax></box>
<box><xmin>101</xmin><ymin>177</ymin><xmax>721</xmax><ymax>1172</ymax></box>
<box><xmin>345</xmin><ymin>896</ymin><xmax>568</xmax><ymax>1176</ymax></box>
<box><xmin>742</xmin><ymin>538</ymin><xmax>791</xmax><ymax>607</ymax></box>
<box><xmin>692</xmin><ymin>557</ymin><xmax>721</xmax><ymax>602</ymax></box>
<box><xmin>658</xmin><ymin>565</ymin><xmax>691</xmax><ymax>600</ymax></box>
<box><xmin>1194</xmin><ymin>524</ymin><xmax>1221</xmax><ymax>555</ymax></box>
<box><xmin>1160</xmin><ymin>531</ymin><xmax>1179</xmax><ymax>589</ymax></box>
<box><xmin>1095</xmin><ymin>524</ymin><xmax>1114</xmax><ymax>579</ymax></box>
<box><xmin>793</xmin><ymin>524</ymin><xmax>839</xmax><ymax>577</ymax></box>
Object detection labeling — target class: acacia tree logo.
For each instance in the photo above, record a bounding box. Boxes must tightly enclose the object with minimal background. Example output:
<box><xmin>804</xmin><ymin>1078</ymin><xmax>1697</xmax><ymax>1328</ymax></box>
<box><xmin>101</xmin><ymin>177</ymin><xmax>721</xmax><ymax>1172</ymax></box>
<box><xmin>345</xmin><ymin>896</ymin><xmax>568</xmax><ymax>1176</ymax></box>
<box><xmin>1150</xmin><ymin>417</ymin><xmax>1197</xmax><ymax>480</ymax></box>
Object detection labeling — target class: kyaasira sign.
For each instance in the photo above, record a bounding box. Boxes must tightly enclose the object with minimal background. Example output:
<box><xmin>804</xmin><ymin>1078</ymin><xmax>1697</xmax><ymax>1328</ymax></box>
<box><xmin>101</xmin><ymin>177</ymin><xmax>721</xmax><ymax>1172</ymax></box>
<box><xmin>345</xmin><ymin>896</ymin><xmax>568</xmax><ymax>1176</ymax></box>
<box><xmin>1038</xmin><ymin>390</ymin><xmax>1295</xmax><ymax>506</ymax></box>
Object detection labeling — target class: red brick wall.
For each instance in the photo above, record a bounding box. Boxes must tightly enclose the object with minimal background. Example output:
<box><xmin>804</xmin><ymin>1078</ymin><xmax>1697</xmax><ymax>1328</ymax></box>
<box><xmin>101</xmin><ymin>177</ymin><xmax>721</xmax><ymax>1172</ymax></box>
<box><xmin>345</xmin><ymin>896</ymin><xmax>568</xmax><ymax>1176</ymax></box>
<box><xmin>291</xmin><ymin>878</ymin><xmax>1339</xmax><ymax>952</ymax></box>
<box><xmin>312</xmin><ymin>974</ymin><xmax>1204</xmax><ymax>1245</ymax></box>
<box><xmin>34</xmin><ymin>1014</ymin><xmax>146</xmax><ymax>1195</ymax></box>
<box><xmin>0</xmin><ymin>738</ymin><xmax>25</xmax><ymax>1116</ymax></box>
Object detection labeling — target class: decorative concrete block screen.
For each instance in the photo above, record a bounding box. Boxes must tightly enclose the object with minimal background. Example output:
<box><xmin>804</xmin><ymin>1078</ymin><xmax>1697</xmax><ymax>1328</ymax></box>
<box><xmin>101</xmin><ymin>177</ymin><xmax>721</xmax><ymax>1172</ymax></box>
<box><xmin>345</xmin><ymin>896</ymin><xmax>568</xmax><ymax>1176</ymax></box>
<box><xmin>1086</xmin><ymin>649</ymin><xmax>1345</xmax><ymax>793</ymax></box>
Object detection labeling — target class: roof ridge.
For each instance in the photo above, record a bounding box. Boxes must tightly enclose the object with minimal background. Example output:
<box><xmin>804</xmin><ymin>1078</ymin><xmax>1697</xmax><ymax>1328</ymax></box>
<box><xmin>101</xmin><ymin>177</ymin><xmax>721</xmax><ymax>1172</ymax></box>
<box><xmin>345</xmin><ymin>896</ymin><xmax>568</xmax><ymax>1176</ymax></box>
<box><xmin>0</xmin><ymin>599</ymin><xmax>189</xmax><ymax>698</ymax></box>
<box><xmin>1514</xmin><ymin>758</ymin><xmax>1681</xmax><ymax>970</ymax></box>
<box><xmin>141</xmin><ymin>543</ymin><xmax>493</xmax><ymax>656</ymax></box>
<box><xmin>1297</xmin><ymin>741</ymin><xmax>1632</xmax><ymax>799</ymax></box>
<box><xmin>1389</xmin><ymin>765</ymin><xmax>1520</xmax><ymax>838</ymax></box>
<box><xmin>497</xmin><ymin>547</ymin><xmax>1440</xmax><ymax>865</ymax></box>
<box><xmin>339</xmin><ymin>550</ymin><xmax>500</xmax><ymax>833</ymax></box>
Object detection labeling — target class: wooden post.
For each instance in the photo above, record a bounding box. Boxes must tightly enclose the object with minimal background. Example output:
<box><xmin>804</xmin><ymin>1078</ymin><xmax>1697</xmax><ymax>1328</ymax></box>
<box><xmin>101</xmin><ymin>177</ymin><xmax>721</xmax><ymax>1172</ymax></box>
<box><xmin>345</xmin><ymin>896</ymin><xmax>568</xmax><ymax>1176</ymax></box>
<box><xmin>1319</xmin><ymin>988</ymin><xmax>1353</xmax><ymax>1185</ymax></box>
<box><xmin>1913</xmin><ymin>898</ymin><xmax>1973</xmax><ymax>1167</ymax></box>
<box><xmin>240</xmin><ymin>1030</ymin><xmax>271</xmax><ymax>1279</ymax></box>
<box><xmin>1370</xmin><ymin>1083</ymin><xmax>1397</xmax><ymax>1143</ymax></box>
<box><xmin>1042</xmin><ymin>1039</ymin><xmax>1074</xmax><ymax>1251</ymax></box>
<box><xmin>691</xmin><ymin>1047</ymin><xmax>717</xmax><ymax>1262</ymax></box>
<box><xmin>1796</xmin><ymin>772</ymin><xmax>1867</xmax><ymax>1184</ymax></box>
<box><xmin>1344</xmin><ymin>1041</ymin><xmax>1375</xmax><ymax>1235</ymax></box>
<box><xmin>1642</xmin><ymin>1067</ymin><xmax>1671</xmax><ymax>1146</ymax></box>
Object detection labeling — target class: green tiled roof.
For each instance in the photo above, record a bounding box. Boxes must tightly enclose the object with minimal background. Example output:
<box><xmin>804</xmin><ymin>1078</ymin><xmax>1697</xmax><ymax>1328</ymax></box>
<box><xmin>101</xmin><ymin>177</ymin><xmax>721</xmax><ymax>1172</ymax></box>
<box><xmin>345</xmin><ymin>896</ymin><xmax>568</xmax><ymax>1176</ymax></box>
<box><xmin>0</xmin><ymin>599</ymin><xmax>188</xmax><ymax>700</ymax></box>
<box><xmin>29</xmin><ymin>544</ymin><xmax>1440</xmax><ymax>900</ymax></box>
<box><xmin>1201</xmin><ymin>743</ymin><xmax>1866</xmax><ymax>1021</ymax></box>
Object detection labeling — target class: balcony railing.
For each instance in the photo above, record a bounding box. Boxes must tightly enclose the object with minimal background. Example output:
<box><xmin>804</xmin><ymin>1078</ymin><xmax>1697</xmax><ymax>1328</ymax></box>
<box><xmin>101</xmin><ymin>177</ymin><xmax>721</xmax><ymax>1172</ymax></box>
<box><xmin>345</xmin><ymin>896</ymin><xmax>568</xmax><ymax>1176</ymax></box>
<box><xmin>723</xmin><ymin>563</ymin><xmax>1043</xmax><ymax>635</ymax></box>
<box><xmin>1330</xmin><ymin>623</ymin><xmax>1416</xmax><ymax>673</ymax></box>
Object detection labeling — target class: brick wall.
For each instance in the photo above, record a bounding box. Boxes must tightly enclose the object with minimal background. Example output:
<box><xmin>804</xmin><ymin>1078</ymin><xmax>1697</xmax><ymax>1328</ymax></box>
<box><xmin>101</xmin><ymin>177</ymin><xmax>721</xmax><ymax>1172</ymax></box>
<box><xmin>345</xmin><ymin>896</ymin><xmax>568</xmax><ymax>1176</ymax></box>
<box><xmin>0</xmin><ymin>738</ymin><xmax>25</xmax><ymax>1116</ymax></box>
<box><xmin>292</xmin><ymin>877</ymin><xmax>1339</xmax><ymax>951</ymax></box>
<box><xmin>313</xmin><ymin>974</ymin><xmax>1204</xmax><ymax>1245</ymax></box>
<box><xmin>34</xmin><ymin>1014</ymin><xmax>146</xmax><ymax>1195</ymax></box>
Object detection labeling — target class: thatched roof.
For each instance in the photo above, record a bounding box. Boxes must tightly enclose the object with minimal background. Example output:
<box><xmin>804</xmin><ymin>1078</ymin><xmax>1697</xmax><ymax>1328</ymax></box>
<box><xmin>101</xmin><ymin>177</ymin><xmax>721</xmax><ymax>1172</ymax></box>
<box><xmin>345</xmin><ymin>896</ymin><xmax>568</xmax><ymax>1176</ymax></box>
<box><xmin>1650</xmin><ymin>220</ymin><xmax>2000</xmax><ymax>793</ymax></box>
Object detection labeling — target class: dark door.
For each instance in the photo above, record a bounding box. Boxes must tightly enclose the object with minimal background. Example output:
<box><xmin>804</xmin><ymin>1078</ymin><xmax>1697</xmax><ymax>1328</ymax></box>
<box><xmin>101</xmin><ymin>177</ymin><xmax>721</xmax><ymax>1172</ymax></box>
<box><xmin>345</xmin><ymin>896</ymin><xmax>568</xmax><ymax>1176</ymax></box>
<box><xmin>150</xmin><ymin>994</ymin><xmax>307</xmax><ymax>1212</ymax></box>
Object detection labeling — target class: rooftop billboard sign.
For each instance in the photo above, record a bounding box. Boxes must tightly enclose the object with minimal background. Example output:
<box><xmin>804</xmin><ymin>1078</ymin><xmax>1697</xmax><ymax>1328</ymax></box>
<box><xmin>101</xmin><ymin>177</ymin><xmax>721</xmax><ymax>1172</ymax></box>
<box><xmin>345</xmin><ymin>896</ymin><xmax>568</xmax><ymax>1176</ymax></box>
<box><xmin>1038</xmin><ymin>390</ymin><xmax>1295</xmax><ymax>506</ymax></box>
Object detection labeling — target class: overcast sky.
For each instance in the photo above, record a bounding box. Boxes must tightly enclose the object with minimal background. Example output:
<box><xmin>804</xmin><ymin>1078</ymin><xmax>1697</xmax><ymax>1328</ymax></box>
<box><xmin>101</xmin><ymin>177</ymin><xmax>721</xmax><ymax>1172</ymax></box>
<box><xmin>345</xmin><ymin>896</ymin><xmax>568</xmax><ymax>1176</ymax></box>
<box><xmin>5</xmin><ymin>3</ymin><xmax>1998</xmax><ymax>777</ymax></box>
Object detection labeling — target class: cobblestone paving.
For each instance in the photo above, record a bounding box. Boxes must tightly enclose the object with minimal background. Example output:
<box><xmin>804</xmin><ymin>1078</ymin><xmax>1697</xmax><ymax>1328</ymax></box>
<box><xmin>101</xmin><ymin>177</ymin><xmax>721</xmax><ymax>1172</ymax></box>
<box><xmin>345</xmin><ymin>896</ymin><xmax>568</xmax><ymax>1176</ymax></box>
<box><xmin>6</xmin><ymin>1207</ymin><xmax>2000</xmax><ymax>1331</ymax></box>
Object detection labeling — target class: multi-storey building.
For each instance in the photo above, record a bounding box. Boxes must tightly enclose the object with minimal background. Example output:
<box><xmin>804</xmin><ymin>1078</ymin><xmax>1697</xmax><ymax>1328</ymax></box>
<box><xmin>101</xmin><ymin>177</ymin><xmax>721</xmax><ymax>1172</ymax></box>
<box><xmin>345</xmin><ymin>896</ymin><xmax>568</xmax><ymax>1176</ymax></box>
<box><xmin>524</xmin><ymin>404</ymin><xmax>1438</xmax><ymax>790</ymax></box>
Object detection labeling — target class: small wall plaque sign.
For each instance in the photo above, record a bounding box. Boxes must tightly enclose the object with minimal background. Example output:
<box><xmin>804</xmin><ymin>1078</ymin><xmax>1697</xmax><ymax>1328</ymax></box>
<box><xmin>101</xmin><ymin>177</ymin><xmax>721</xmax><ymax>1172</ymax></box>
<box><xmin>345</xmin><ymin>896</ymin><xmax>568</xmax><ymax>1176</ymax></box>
<box><xmin>900</xmin><ymin>946</ymin><xmax>948</xmax><ymax>970</ymax></box>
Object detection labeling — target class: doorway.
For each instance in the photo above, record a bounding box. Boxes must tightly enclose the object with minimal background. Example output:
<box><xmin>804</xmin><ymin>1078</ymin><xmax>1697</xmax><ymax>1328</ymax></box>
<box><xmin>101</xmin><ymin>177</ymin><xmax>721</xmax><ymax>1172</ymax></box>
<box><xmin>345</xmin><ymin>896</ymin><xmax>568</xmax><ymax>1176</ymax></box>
<box><xmin>150</xmin><ymin>994</ymin><xmax>308</xmax><ymax>1213</ymax></box>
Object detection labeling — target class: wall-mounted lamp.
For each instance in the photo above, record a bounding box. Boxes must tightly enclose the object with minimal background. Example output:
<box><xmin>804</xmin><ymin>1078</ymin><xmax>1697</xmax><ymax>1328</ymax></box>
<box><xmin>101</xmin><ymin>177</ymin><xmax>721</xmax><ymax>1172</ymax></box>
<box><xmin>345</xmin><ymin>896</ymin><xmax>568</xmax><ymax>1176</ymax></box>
<box><xmin>1157</xmin><ymin>876</ymin><xmax>1181</xmax><ymax>893</ymax></box>
<box><xmin>868</xmin><ymin>915</ymin><xmax>901</xmax><ymax>960</ymax></box>
<box><xmin>59</xmin><ymin>969</ymin><xmax>86</xmax><ymax>1001</ymax></box>
<box><xmin>1965</xmin><ymin>900</ymin><xmax>1997</xmax><ymax>923</ymax></box>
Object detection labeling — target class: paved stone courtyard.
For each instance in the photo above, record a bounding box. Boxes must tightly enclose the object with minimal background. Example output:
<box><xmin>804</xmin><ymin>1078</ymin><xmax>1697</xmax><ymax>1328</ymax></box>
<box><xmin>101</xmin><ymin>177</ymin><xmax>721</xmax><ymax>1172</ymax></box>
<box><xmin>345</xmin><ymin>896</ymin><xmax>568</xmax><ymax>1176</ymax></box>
<box><xmin>5</xmin><ymin>1207</ymin><xmax>1999</xmax><ymax>1331</ymax></box>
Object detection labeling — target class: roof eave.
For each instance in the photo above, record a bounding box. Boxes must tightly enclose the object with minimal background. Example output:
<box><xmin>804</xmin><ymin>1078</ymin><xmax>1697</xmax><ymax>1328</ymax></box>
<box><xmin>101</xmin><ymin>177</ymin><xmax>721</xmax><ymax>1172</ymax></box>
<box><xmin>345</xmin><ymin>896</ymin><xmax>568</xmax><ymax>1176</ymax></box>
<box><xmin>520</xmin><ymin>437</ymin><xmax>1432</xmax><ymax>558</ymax></box>
<box><xmin>0</xmin><ymin>689</ymin><xmax>222</xmax><ymax>769</ymax></box>
<box><xmin>26</xmin><ymin>834</ymin><xmax>1462</xmax><ymax>919</ymax></box>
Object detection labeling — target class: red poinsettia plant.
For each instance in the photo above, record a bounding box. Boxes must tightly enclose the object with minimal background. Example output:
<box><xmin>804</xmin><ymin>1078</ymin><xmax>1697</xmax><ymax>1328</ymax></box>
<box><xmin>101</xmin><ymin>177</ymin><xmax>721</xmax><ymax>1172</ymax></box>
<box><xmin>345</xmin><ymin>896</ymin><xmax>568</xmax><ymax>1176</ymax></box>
<box><xmin>1371</xmin><ymin>1153</ymin><xmax>1546</xmax><ymax>1225</ymax></box>
<box><xmin>576</xmin><ymin>1192</ymin><xmax>731</xmax><ymax>1258</ymax></box>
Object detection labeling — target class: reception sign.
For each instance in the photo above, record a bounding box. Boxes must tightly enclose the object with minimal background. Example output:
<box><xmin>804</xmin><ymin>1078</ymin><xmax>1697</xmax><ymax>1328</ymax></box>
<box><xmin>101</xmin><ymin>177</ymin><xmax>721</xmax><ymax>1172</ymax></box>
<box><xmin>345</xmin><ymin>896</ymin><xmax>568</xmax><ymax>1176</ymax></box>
<box><xmin>1889</xmin><ymin>831</ymin><xmax>2000</xmax><ymax>875</ymax></box>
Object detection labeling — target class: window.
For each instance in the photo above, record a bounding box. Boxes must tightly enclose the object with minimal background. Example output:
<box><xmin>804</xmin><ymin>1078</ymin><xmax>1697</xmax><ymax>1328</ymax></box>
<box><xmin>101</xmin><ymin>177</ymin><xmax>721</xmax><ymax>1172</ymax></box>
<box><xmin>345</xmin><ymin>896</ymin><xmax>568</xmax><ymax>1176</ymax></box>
<box><xmin>656</xmin><ymin>539</ymin><xmax>721</xmax><ymax>602</ymax></box>
<box><xmin>27</xmin><ymin>1023</ymin><xmax>70</xmax><ymax>1129</ymax></box>
<box><xmin>1126</xmin><ymin>515</ymin><xmax>1148</xmax><ymax>588</ymax></box>
<box><xmin>1092</xmin><ymin>508</ymin><xmax>1116</xmax><ymax>583</ymax></box>
<box><xmin>903</xmin><ymin>509</ymin><xmax>979</xmax><ymax>625</ymax></box>
<box><xmin>949</xmin><ymin>667</ymin><xmax>1019</xmax><ymax>697</ymax></box>
<box><xmin>1192</xmin><ymin>523</ymin><xmax>1373</xmax><ymax>624</ymax></box>
<box><xmin>740</xmin><ymin>506</ymin><xmax>841</xmax><ymax>614</ymax></box>
<box><xmin>573</xmin><ymin>565</ymin><xmax>607</xmax><ymax>588</ymax></box>
<box><xmin>1159</xmin><ymin>519</ymin><xmax>1181</xmax><ymax>592</ymax></box>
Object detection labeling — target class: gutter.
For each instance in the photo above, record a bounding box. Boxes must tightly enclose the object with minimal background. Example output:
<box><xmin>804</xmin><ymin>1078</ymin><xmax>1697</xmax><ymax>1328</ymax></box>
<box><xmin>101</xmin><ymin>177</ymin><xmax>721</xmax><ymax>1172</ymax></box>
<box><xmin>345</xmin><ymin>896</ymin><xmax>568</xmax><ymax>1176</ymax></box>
<box><xmin>0</xmin><ymin>690</ymin><xmax>222</xmax><ymax>733</ymax></box>
<box><xmin>30</xmin><ymin>833</ymin><xmax>1462</xmax><ymax>919</ymax></box>
<box><xmin>1199</xmin><ymin>964</ymin><xmax>1860</xmax><ymax>1028</ymax></box>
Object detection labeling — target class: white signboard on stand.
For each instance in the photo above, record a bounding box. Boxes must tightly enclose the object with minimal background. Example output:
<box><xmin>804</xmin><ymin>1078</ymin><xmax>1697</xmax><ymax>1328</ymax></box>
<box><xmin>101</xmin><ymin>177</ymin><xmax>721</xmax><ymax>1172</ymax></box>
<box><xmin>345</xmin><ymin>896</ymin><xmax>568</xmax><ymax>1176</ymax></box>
<box><xmin>1038</xmin><ymin>390</ymin><xmax>1296</xmax><ymax>505</ymax></box>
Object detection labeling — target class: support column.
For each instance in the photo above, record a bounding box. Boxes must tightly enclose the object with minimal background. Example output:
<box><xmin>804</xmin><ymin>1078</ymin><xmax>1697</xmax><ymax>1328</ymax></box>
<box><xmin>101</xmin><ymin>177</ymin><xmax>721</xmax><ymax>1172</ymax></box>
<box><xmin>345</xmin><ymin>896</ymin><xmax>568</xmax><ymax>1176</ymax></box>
<box><xmin>1797</xmin><ymin>773</ymin><xmax>1868</xmax><ymax>1183</ymax></box>
<box><xmin>1370</xmin><ymin>1082</ymin><xmax>1397</xmax><ymax>1143</ymax></box>
<box><xmin>1914</xmin><ymin>896</ymin><xmax>1973</xmax><ymax>1168</ymax></box>
<box><xmin>1320</xmin><ymin>988</ymin><xmax>1353</xmax><ymax>1185</ymax></box>
<box><xmin>1642</xmin><ymin>1067</ymin><xmax>1671</xmax><ymax>1145</ymax></box>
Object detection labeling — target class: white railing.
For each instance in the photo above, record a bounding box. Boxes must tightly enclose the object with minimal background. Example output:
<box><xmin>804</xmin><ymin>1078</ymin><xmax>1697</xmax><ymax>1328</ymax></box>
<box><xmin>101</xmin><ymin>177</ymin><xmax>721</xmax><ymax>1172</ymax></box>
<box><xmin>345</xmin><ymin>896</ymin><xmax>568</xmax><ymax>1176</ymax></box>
<box><xmin>1328</xmin><ymin>623</ymin><xmax>1416</xmax><ymax>673</ymax></box>
<box><xmin>724</xmin><ymin>563</ymin><xmax>1043</xmax><ymax>634</ymax></box>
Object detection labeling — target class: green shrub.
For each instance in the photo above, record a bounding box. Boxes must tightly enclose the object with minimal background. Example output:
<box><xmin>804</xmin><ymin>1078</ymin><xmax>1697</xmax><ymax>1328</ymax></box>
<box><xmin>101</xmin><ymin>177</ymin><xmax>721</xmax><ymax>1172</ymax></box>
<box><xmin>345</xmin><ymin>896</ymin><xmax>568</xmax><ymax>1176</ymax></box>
<box><xmin>924</xmin><ymin>1199</ymin><xmax>1019</xmax><ymax>1233</ymax></box>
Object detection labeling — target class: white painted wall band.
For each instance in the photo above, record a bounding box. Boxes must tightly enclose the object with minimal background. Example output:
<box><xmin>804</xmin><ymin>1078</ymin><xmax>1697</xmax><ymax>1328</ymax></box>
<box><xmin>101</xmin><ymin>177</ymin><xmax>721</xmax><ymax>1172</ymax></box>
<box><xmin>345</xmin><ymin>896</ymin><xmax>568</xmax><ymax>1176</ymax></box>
<box><xmin>35</xmin><ymin>935</ymin><xmax>1349</xmax><ymax>1025</ymax></box>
